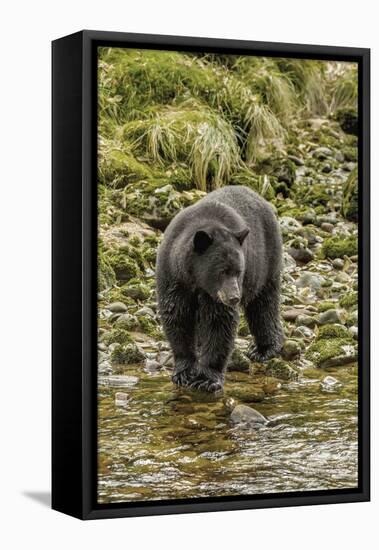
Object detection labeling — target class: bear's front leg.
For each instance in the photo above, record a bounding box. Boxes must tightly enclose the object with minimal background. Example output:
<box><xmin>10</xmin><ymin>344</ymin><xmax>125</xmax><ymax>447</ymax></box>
<box><xmin>244</xmin><ymin>277</ymin><xmax>284</xmax><ymax>362</ymax></box>
<box><xmin>158</xmin><ymin>284</ymin><xmax>197</xmax><ymax>388</ymax></box>
<box><xmin>190</xmin><ymin>294</ymin><xmax>239</xmax><ymax>393</ymax></box>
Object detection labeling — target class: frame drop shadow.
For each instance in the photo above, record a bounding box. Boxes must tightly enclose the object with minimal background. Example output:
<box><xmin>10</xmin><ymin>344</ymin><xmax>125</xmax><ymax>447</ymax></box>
<box><xmin>23</xmin><ymin>491</ymin><xmax>51</xmax><ymax>508</ymax></box>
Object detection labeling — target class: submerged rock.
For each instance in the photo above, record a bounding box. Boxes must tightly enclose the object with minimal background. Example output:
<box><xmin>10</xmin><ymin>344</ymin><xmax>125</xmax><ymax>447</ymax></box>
<box><xmin>266</xmin><ymin>358</ymin><xmax>299</xmax><ymax>381</ymax></box>
<box><xmin>115</xmin><ymin>391</ymin><xmax>130</xmax><ymax>406</ymax></box>
<box><xmin>320</xmin><ymin>376</ymin><xmax>342</xmax><ymax>392</ymax></box>
<box><xmin>99</xmin><ymin>375</ymin><xmax>139</xmax><ymax>387</ymax></box>
<box><xmin>230</xmin><ymin>404</ymin><xmax>267</xmax><ymax>426</ymax></box>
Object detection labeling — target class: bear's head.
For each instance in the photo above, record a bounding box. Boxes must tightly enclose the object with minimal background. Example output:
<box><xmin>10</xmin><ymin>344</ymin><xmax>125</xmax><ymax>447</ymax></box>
<box><xmin>191</xmin><ymin>225</ymin><xmax>249</xmax><ymax>307</ymax></box>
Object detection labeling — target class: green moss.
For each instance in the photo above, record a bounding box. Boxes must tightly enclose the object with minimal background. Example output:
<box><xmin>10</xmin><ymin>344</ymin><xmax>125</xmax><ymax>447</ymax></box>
<box><xmin>121</xmin><ymin>281</ymin><xmax>151</xmax><ymax>301</ymax></box>
<box><xmin>305</xmin><ymin>337</ymin><xmax>356</xmax><ymax>367</ymax></box>
<box><xmin>110</xmin><ymin>342</ymin><xmax>144</xmax><ymax>364</ymax></box>
<box><xmin>108</xmin><ymin>253</ymin><xmax>141</xmax><ymax>282</ymax></box>
<box><xmin>137</xmin><ymin>316</ymin><xmax>162</xmax><ymax>338</ymax></box>
<box><xmin>340</xmin><ymin>291</ymin><xmax>358</xmax><ymax>309</ymax></box>
<box><xmin>317</xmin><ymin>324</ymin><xmax>350</xmax><ymax>340</ymax></box>
<box><xmin>322</xmin><ymin>235</ymin><xmax>358</xmax><ymax>259</ymax></box>
<box><xmin>318</xmin><ymin>301</ymin><xmax>337</xmax><ymax>313</ymax></box>
<box><xmin>103</xmin><ymin>328</ymin><xmax>133</xmax><ymax>346</ymax></box>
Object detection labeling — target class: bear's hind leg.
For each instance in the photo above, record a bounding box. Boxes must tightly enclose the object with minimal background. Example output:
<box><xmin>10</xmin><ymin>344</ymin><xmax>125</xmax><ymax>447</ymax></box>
<box><xmin>189</xmin><ymin>294</ymin><xmax>239</xmax><ymax>393</ymax></box>
<box><xmin>244</xmin><ymin>278</ymin><xmax>284</xmax><ymax>362</ymax></box>
<box><xmin>159</xmin><ymin>285</ymin><xmax>197</xmax><ymax>388</ymax></box>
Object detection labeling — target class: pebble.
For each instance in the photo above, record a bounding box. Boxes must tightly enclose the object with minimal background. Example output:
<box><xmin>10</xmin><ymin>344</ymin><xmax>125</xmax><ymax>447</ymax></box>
<box><xmin>349</xmin><ymin>326</ymin><xmax>358</xmax><ymax>340</ymax></box>
<box><xmin>230</xmin><ymin>404</ymin><xmax>268</xmax><ymax>426</ymax></box>
<box><xmin>313</xmin><ymin>146</ymin><xmax>333</xmax><ymax>160</ymax></box>
<box><xmin>107</xmin><ymin>302</ymin><xmax>128</xmax><ymax>313</ymax></box>
<box><xmin>136</xmin><ymin>306</ymin><xmax>155</xmax><ymax>318</ymax></box>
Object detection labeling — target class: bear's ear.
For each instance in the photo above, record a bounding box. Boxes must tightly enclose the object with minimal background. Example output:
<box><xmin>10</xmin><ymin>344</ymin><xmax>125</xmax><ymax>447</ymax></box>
<box><xmin>193</xmin><ymin>230</ymin><xmax>213</xmax><ymax>254</ymax></box>
<box><xmin>235</xmin><ymin>227</ymin><xmax>250</xmax><ymax>245</ymax></box>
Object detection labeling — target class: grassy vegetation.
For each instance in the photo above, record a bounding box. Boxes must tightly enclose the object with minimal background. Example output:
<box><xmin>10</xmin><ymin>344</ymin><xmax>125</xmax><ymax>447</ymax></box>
<box><xmin>98</xmin><ymin>48</ymin><xmax>358</xmax><ymax>193</ymax></box>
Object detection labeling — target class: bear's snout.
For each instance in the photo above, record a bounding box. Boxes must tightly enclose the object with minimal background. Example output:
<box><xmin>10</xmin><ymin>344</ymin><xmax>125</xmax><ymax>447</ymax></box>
<box><xmin>217</xmin><ymin>277</ymin><xmax>241</xmax><ymax>307</ymax></box>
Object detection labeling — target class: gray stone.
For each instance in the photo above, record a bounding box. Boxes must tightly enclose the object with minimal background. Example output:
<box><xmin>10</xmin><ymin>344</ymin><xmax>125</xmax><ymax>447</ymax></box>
<box><xmin>136</xmin><ymin>306</ymin><xmax>156</xmax><ymax>318</ymax></box>
<box><xmin>279</xmin><ymin>216</ymin><xmax>302</xmax><ymax>236</ymax></box>
<box><xmin>107</xmin><ymin>302</ymin><xmax>128</xmax><ymax>313</ymax></box>
<box><xmin>230</xmin><ymin>404</ymin><xmax>268</xmax><ymax>426</ymax></box>
<box><xmin>295</xmin><ymin>272</ymin><xmax>325</xmax><ymax>291</ymax></box>
<box><xmin>349</xmin><ymin>326</ymin><xmax>358</xmax><ymax>340</ymax></box>
<box><xmin>288</xmin><ymin>246</ymin><xmax>314</xmax><ymax>264</ymax></box>
<box><xmin>296</xmin><ymin>314</ymin><xmax>318</xmax><ymax>328</ymax></box>
<box><xmin>144</xmin><ymin>359</ymin><xmax>162</xmax><ymax>373</ymax></box>
<box><xmin>293</xmin><ymin>325</ymin><xmax>314</xmax><ymax>338</ymax></box>
<box><xmin>318</xmin><ymin>309</ymin><xmax>342</xmax><ymax>325</ymax></box>
<box><xmin>332</xmin><ymin>258</ymin><xmax>345</xmax><ymax>270</ymax></box>
<box><xmin>321</xmin><ymin>222</ymin><xmax>334</xmax><ymax>233</ymax></box>
<box><xmin>320</xmin><ymin>376</ymin><xmax>342</xmax><ymax>392</ymax></box>
<box><xmin>313</xmin><ymin>147</ymin><xmax>333</xmax><ymax>160</ymax></box>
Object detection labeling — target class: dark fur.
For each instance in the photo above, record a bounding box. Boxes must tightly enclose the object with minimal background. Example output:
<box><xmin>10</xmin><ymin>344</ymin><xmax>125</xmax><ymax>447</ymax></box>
<box><xmin>156</xmin><ymin>185</ymin><xmax>283</xmax><ymax>392</ymax></box>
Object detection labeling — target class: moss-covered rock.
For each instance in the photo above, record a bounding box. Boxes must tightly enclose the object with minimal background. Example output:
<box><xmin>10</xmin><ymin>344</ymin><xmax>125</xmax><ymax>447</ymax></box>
<box><xmin>317</xmin><ymin>324</ymin><xmax>350</xmax><ymax>340</ymax></box>
<box><xmin>102</xmin><ymin>328</ymin><xmax>133</xmax><ymax>346</ymax></box>
<box><xmin>228</xmin><ymin>349</ymin><xmax>251</xmax><ymax>372</ymax></box>
<box><xmin>121</xmin><ymin>281</ymin><xmax>151</xmax><ymax>301</ymax></box>
<box><xmin>341</xmin><ymin>166</ymin><xmax>358</xmax><ymax>222</ymax></box>
<box><xmin>322</xmin><ymin>235</ymin><xmax>358</xmax><ymax>259</ymax></box>
<box><xmin>265</xmin><ymin>358</ymin><xmax>299</xmax><ymax>380</ymax></box>
<box><xmin>340</xmin><ymin>291</ymin><xmax>358</xmax><ymax>310</ymax></box>
<box><xmin>305</xmin><ymin>337</ymin><xmax>357</xmax><ymax>368</ymax></box>
<box><xmin>110</xmin><ymin>342</ymin><xmax>145</xmax><ymax>364</ymax></box>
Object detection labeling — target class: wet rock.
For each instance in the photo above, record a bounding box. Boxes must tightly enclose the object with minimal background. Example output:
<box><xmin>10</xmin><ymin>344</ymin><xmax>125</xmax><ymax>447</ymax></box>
<box><xmin>228</xmin><ymin>348</ymin><xmax>250</xmax><ymax>372</ymax></box>
<box><xmin>266</xmin><ymin>358</ymin><xmax>299</xmax><ymax>381</ymax></box>
<box><xmin>115</xmin><ymin>392</ymin><xmax>130</xmax><ymax>407</ymax></box>
<box><xmin>320</xmin><ymin>376</ymin><xmax>342</xmax><ymax>392</ymax></box>
<box><xmin>318</xmin><ymin>309</ymin><xmax>343</xmax><ymax>325</ymax></box>
<box><xmin>281</xmin><ymin>339</ymin><xmax>301</xmax><ymax>360</ymax></box>
<box><xmin>295</xmin><ymin>272</ymin><xmax>325</xmax><ymax>291</ymax></box>
<box><xmin>107</xmin><ymin>301</ymin><xmax>128</xmax><ymax>313</ymax></box>
<box><xmin>144</xmin><ymin>359</ymin><xmax>162</xmax><ymax>373</ymax></box>
<box><xmin>223</xmin><ymin>396</ymin><xmax>237</xmax><ymax>411</ymax></box>
<box><xmin>99</xmin><ymin>375</ymin><xmax>139</xmax><ymax>387</ymax></box>
<box><xmin>230</xmin><ymin>404</ymin><xmax>268</xmax><ymax>426</ymax></box>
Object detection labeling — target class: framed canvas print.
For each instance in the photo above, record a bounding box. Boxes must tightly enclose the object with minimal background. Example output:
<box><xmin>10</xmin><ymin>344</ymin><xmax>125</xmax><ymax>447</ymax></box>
<box><xmin>52</xmin><ymin>30</ymin><xmax>370</xmax><ymax>520</ymax></box>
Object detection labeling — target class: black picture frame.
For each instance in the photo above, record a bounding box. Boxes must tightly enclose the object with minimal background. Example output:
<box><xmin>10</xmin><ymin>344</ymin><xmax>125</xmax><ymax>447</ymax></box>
<box><xmin>52</xmin><ymin>30</ymin><xmax>370</xmax><ymax>520</ymax></box>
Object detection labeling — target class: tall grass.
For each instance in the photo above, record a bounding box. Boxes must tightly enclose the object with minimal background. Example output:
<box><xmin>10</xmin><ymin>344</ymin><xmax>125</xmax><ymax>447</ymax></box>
<box><xmin>123</xmin><ymin>100</ymin><xmax>241</xmax><ymax>191</ymax></box>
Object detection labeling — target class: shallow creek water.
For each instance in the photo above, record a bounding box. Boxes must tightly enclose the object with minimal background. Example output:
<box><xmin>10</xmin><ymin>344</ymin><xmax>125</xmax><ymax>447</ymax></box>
<box><xmin>97</xmin><ymin>360</ymin><xmax>358</xmax><ymax>503</ymax></box>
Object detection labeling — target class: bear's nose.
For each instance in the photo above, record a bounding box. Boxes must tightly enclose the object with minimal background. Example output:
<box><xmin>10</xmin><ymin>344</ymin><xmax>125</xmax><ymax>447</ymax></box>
<box><xmin>228</xmin><ymin>295</ymin><xmax>240</xmax><ymax>306</ymax></box>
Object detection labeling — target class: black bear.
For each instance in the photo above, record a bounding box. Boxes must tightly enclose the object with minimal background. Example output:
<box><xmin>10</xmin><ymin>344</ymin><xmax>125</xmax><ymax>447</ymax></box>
<box><xmin>156</xmin><ymin>185</ymin><xmax>283</xmax><ymax>392</ymax></box>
